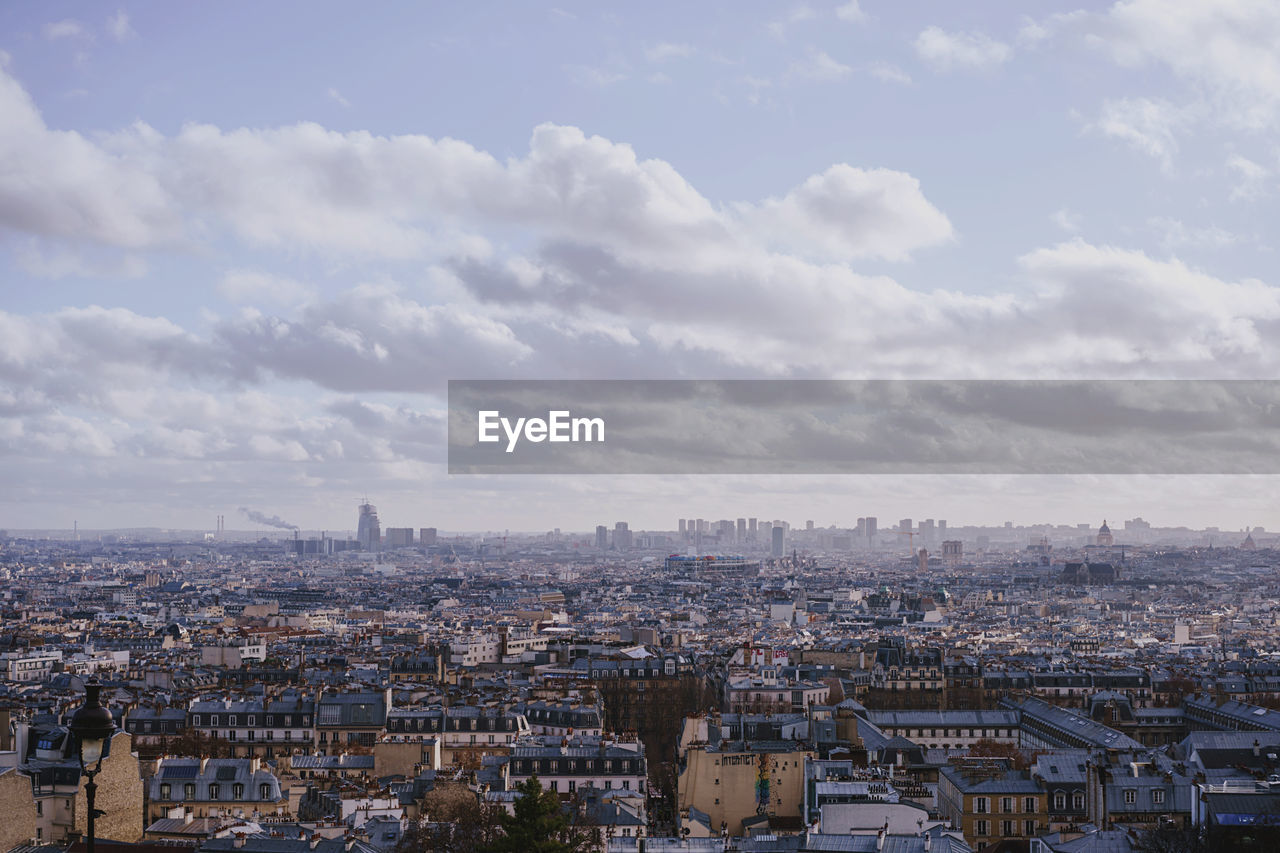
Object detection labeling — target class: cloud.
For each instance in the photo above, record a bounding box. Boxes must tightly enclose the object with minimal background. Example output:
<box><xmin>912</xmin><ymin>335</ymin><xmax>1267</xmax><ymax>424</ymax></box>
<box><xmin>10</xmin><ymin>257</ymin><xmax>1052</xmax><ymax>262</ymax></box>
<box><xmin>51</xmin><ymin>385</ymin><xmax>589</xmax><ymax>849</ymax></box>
<box><xmin>789</xmin><ymin>48</ymin><xmax>853</xmax><ymax>81</ymax></box>
<box><xmin>869</xmin><ymin>62</ymin><xmax>912</xmax><ymax>85</ymax></box>
<box><xmin>565</xmin><ymin>65</ymin><xmax>627</xmax><ymax>87</ymax></box>
<box><xmin>1089</xmin><ymin>97</ymin><xmax>1192</xmax><ymax>172</ymax></box>
<box><xmin>43</xmin><ymin>19</ymin><xmax>88</xmax><ymax>41</ymax></box>
<box><xmin>1147</xmin><ymin>216</ymin><xmax>1241</xmax><ymax>250</ymax></box>
<box><xmin>732</xmin><ymin>164</ymin><xmax>954</xmax><ymax>262</ymax></box>
<box><xmin>218</xmin><ymin>270</ymin><xmax>316</xmax><ymax>306</ymax></box>
<box><xmin>1226</xmin><ymin>154</ymin><xmax>1270</xmax><ymax>201</ymax></box>
<box><xmin>327</xmin><ymin>87</ymin><xmax>351</xmax><ymax>108</ymax></box>
<box><xmin>644</xmin><ymin>42</ymin><xmax>693</xmax><ymax>63</ymax></box>
<box><xmin>835</xmin><ymin>2</ymin><xmax>865</xmax><ymax>24</ymax></box>
<box><xmin>1052</xmin><ymin>209</ymin><xmax>1082</xmax><ymax>233</ymax></box>
<box><xmin>107</xmin><ymin>10</ymin><xmax>136</xmax><ymax>42</ymax></box>
<box><xmin>914</xmin><ymin>26</ymin><xmax>1012</xmax><ymax>71</ymax></box>
<box><xmin>768</xmin><ymin>4</ymin><xmax>816</xmax><ymax>39</ymax></box>
<box><xmin>1028</xmin><ymin>1</ymin><xmax>1280</xmax><ymax>138</ymax></box>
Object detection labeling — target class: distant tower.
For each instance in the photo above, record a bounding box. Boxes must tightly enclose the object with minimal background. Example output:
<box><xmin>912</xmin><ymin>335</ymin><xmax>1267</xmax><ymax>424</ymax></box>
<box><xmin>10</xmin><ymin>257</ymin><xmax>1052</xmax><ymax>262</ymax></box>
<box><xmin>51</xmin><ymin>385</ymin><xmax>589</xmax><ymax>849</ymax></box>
<box><xmin>771</xmin><ymin>526</ymin><xmax>784</xmax><ymax>558</ymax></box>
<box><xmin>595</xmin><ymin>525</ymin><xmax>608</xmax><ymax>550</ymax></box>
<box><xmin>942</xmin><ymin>540</ymin><xmax>962</xmax><ymax>568</ymax></box>
<box><xmin>357</xmin><ymin>501</ymin><xmax>381</xmax><ymax>551</ymax></box>
<box><xmin>1096</xmin><ymin>519</ymin><xmax>1113</xmax><ymax>547</ymax></box>
<box><xmin>918</xmin><ymin>548</ymin><xmax>929</xmax><ymax>572</ymax></box>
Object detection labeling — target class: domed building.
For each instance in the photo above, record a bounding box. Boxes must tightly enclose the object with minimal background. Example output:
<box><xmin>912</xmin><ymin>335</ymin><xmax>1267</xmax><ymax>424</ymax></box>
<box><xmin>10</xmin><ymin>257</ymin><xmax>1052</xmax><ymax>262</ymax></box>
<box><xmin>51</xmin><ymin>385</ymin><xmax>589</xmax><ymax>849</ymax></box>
<box><xmin>1096</xmin><ymin>519</ymin><xmax>1114</xmax><ymax>547</ymax></box>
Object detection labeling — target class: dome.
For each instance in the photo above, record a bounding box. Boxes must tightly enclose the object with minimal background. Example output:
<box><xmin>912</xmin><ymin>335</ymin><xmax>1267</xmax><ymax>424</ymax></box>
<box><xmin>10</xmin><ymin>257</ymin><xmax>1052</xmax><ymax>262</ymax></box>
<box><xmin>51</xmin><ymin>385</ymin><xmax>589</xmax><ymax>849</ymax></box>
<box><xmin>1099</xmin><ymin>519</ymin><xmax>1111</xmax><ymax>534</ymax></box>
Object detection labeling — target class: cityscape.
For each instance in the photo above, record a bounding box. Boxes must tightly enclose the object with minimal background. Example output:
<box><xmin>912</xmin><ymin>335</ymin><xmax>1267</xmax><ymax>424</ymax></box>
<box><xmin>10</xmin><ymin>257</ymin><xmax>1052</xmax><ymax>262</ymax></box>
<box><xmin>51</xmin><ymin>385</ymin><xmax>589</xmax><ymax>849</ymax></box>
<box><xmin>2</xmin><ymin>508</ymin><xmax>1280</xmax><ymax>851</ymax></box>
<box><xmin>5</xmin><ymin>1</ymin><xmax>1280</xmax><ymax>852</ymax></box>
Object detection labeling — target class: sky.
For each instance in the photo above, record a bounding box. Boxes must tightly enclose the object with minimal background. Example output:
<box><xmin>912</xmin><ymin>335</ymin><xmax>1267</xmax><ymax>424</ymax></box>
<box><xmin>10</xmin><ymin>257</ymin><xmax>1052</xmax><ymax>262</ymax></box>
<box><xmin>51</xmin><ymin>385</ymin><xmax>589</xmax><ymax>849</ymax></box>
<box><xmin>3</xmin><ymin>1</ymin><xmax>1280</xmax><ymax>534</ymax></box>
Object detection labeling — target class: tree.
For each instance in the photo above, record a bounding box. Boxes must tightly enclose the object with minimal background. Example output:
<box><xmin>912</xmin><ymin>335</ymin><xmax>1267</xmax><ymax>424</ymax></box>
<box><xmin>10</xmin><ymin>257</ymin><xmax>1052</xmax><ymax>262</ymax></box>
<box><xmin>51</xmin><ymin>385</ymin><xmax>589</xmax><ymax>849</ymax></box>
<box><xmin>1134</xmin><ymin>827</ymin><xmax>1210</xmax><ymax>853</ymax></box>
<box><xmin>965</xmin><ymin>738</ymin><xmax>1029</xmax><ymax>770</ymax></box>
<box><xmin>163</xmin><ymin>729</ymin><xmax>234</xmax><ymax>758</ymax></box>
<box><xmin>398</xmin><ymin>783</ymin><xmax>502</xmax><ymax>853</ymax></box>
<box><xmin>482</xmin><ymin>776</ymin><xmax>597</xmax><ymax>853</ymax></box>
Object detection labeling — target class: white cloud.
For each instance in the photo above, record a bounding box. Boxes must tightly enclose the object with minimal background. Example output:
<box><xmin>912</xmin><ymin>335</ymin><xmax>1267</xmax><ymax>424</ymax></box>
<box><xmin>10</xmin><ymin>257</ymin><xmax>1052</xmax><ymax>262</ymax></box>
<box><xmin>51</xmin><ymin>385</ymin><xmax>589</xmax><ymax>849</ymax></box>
<box><xmin>1147</xmin><ymin>216</ymin><xmax>1241</xmax><ymax>250</ymax></box>
<box><xmin>914</xmin><ymin>26</ymin><xmax>1012</xmax><ymax>71</ymax></box>
<box><xmin>565</xmin><ymin>65</ymin><xmax>627</xmax><ymax>87</ymax></box>
<box><xmin>1030</xmin><ymin>1</ymin><xmax>1280</xmax><ymax>131</ymax></box>
<box><xmin>835</xmin><ymin>2</ymin><xmax>865</xmax><ymax>24</ymax></box>
<box><xmin>43</xmin><ymin>19</ymin><xmax>88</xmax><ymax>41</ymax></box>
<box><xmin>789</xmin><ymin>48</ymin><xmax>852</xmax><ymax>81</ymax></box>
<box><xmin>1052</xmin><ymin>209</ymin><xmax>1082</xmax><ymax>233</ymax></box>
<box><xmin>869</xmin><ymin>62</ymin><xmax>912</xmax><ymax>85</ymax></box>
<box><xmin>218</xmin><ymin>270</ymin><xmax>316</xmax><ymax>306</ymax></box>
<box><xmin>1226</xmin><ymin>153</ymin><xmax>1270</xmax><ymax>201</ymax></box>
<box><xmin>732</xmin><ymin>164</ymin><xmax>954</xmax><ymax>262</ymax></box>
<box><xmin>14</xmin><ymin>241</ymin><xmax>147</xmax><ymax>279</ymax></box>
<box><xmin>1085</xmin><ymin>96</ymin><xmax>1192</xmax><ymax>171</ymax></box>
<box><xmin>768</xmin><ymin>4</ymin><xmax>816</xmax><ymax>39</ymax></box>
<box><xmin>644</xmin><ymin>42</ymin><xmax>693</xmax><ymax>63</ymax></box>
<box><xmin>1090</xmin><ymin>97</ymin><xmax>1190</xmax><ymax>172</ymax></box>
<box><xmin>327</xmin><ymin>87</ymin><xmax>351</xmax><ymax>108</ymax></box>
<box><xmin>107</xmin><ymin>10</ymin><xmax>136</xmax><ymax>42</ymax></box>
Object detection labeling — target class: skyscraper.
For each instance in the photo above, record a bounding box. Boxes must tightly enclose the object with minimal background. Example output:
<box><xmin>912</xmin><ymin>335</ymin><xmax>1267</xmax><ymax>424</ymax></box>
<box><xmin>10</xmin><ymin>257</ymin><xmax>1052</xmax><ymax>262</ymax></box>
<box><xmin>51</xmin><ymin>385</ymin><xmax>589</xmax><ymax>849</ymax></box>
<box><xmin>771</xmin><ymin>526</ymin><xmax>784</xmax><ymax>558</ymax></box>
<box><xmin>736</xmin><ymin>518</ymin><xmax>746</xmax><ymax>543</ymax></box>
<box><xmin>596</xmin><ymin>525</ymin><xmax>609</xmax><ymax>549</ymax></box>
<box><xmin>357</xmin><ymin>502</ymin><xmax>381</xmax><ymax>551</ymax></box>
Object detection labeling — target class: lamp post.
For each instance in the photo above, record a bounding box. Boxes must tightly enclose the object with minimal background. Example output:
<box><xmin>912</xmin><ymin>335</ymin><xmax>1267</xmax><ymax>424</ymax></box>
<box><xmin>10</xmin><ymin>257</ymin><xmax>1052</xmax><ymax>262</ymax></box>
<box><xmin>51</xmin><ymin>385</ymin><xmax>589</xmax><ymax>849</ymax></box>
<box><xmin>68</xmin><ymin>679</ymin><xmax>116</xmax><ymax>853</ymax></box>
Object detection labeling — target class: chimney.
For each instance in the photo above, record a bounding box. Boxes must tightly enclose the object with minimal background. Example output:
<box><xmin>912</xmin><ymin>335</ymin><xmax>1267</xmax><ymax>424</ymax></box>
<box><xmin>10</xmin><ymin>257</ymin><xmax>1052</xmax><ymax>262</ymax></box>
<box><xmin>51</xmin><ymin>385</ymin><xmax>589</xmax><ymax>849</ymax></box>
<box><xmin>876</xmin><ymin>827</ymin><xmax>886</xmax><ymax>851</ymax></box>
<box><xmin>1255</xmin><ymin>740</ymin><xmax>1262</xmax><ymax>757</ymax></box>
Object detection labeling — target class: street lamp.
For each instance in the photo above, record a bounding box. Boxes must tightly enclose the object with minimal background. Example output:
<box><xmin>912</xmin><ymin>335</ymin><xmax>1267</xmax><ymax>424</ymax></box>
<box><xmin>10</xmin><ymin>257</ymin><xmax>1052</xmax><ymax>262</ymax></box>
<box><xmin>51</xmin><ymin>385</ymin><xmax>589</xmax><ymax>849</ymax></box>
<box><xmin>68</xmin><ymin>679</ymin><xmax>116</xmax><ymax>853</ymax></box>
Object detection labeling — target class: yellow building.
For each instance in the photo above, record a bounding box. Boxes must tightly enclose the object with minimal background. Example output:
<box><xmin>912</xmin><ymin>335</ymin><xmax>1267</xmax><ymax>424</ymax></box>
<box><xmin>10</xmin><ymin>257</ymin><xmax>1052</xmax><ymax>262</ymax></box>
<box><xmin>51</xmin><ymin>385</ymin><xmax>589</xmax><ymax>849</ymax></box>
<box><xmin>678</xmin><ymin>743</ymin><xmax>814</xmax><ymax>837</ymax></box>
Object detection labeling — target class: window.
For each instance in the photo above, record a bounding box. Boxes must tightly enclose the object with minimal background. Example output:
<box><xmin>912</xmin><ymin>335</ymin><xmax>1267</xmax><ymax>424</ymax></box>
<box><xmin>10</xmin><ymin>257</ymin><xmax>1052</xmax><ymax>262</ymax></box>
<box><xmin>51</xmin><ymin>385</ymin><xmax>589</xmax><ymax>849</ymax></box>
<box><xmin>1124</xmin><ymin>789</ymin><xmax>1136</xmax><ymax>805</ymax></box>
<box><xmin>1054</xmin><ymin>793</ymin><xmax>1065</xmax><ymax>810</ymax></box>
<box><xmin>1025</xmin><ymin>819</ymin><xmax>1037</xmax><ymax>836</ymax></box>
<box><xmin>975</xmin><ymin>797</ymin><xmax>989</xmax><ymax>814</ymax></box>
<box><xmin>1153</xmin><ymin>789</ymin><xmax>1165</xmax><ymax>805</ymax></box>
<box><xmin>1025</xmin><ymin>797</ymin><xmax>1036</xmax><ymax>813</ymax></box>
<box><xmin>1073</xmin><ymin>793</ymin><xmax>1084</xmax><ymax>811</ymax></box>
<box><xmin>975</xmin><ymin>820</ymin><xmax>989</xmax><ymax>837</ymax></box>
<box><xmin>184</xmin><ymin>783</ymin><xmax>195</xmax><ymax>800</ymax></box>
<box><xmin>1001</xmin><ymin>797</ymin><xmax>1013</xmax><ymax>813</ymax></box>
<box><xmin>1002</xmin><ymin>821</ymin><xmax>1015</xmax><ymax>837</ymax></box>
<box><xmin>261</xmin><ymin>783</ymin><xmax>271</xmax><ymax>799</ymax></box>
<box><xmin>229</xmin><ymin>715</ymin><xmax>237</xmax><ymax>726</ymax></box>
<box><xmin>210</xmin><ymin>784</ymin><xmax>220</xmax><ymax>799</ymax></box>
<box><xmin>36</xmin><ymin>801</ymin><xmax>42</xmax><ymax>816</ymax></box>
<box><xmin>233</xmin><ymin>783</ymin><xmax>244</xmax><ymax>800</ymax></box>
<box><xmin>160</xmin><ymin>784</ymin><xmax>171</xmax><ymax>799</ymax></box>
<box><xmin>210</xmin><ymin>715</ymin><xmax>218</xmax><ymax>726</ymax></box>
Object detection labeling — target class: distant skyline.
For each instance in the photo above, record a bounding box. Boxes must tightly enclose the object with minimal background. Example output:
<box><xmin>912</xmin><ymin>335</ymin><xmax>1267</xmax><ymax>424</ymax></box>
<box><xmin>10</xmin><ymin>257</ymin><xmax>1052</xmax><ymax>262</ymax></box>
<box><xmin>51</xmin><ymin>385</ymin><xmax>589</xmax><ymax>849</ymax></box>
<box><xmin>4</xmin><ymin>3</ymin><xmax>1280</xmax><ymax>529</ymax></box>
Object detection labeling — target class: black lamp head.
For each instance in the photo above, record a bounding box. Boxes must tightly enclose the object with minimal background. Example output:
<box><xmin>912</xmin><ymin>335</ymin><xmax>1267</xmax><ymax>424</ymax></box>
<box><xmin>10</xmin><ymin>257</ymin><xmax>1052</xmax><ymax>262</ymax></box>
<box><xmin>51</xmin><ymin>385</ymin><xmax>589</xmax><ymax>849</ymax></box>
<box><xmin>69</xmin><ymin>679</ymin><xmax>116</xmax><ymax>767</ymax></box>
